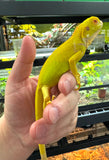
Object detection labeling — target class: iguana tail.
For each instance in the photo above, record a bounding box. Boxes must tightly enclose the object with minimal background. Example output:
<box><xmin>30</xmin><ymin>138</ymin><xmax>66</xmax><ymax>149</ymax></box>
<box><xmin>35</xmin><ymin>85</ymin><xmax>47</xmax><ymax>160</ymax></box>
<box><xmin>39</xmin><ymin>144</ymin><xmax>47</xmax><ymax>160</ymax></box>
<box><xmin>35</xmin><ymin>85</ymin><xmax>43</xmax><ymax>120</ymax></box>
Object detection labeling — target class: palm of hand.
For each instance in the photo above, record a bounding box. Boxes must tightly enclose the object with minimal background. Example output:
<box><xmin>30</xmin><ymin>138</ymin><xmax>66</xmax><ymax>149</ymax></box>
<box><xmin>5</xmin><ymin>77</ymin><xmax>38</xmax><ymax>147</ymax></box>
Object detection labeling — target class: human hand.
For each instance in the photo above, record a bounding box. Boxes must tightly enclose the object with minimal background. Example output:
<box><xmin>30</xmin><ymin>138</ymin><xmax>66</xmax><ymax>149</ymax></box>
<box><xmin>30</xmin><ymin>71</ymin><xmax>79</xmax><ymax>144</ymax></box>
<box><xmin>1</xmin><ymin>36</ymin><xmax>79</xmax><ymax>159</ymax></box>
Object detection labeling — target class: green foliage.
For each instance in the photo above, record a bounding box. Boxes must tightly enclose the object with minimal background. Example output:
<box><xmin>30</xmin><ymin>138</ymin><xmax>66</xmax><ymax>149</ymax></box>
<box><xmin>0</xmin><ymin>78</ymin><xmax>7</xmax><ymax>97</ymax></box>
<box><xmin>80</xmin><ymin>60</ymin><xmax>103</xmax><ymax>86</ymax></box>
<box><xmin>79</xmin><ymin>59</ymin><xmax>109</xmax><ymax>101</ymax></box>
<box><xmin>102</xmin><ymin>22</ymin><xmax>109</xmax><ymax>43</ymax></box>
<box><xmin>35</xmin><ymin>24</ymin><xmax>53</xmax><ymax>33</ymax></box>
<box><xmin>80</xmin><ymin>89</ymin><xmax>98</xmax><ymax>100</ymax></box>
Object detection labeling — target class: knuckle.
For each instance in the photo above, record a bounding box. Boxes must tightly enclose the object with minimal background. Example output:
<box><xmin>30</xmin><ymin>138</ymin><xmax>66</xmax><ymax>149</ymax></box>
<box><xmin>55</xmin><ymin>103</ymin><xmax>62</xmax><ymax>114</ymax></box>
<box><xmin>52</xmin><ymin>100</ymin><xmax>63</xmax><ymax>115</ymax></box>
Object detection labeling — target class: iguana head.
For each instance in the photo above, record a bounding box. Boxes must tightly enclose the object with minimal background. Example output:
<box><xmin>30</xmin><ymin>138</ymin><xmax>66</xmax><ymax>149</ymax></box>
<box><xmin>81</xmin><ymin>16</ymin><xmax>103</xmax><ymax>47</ymax></box>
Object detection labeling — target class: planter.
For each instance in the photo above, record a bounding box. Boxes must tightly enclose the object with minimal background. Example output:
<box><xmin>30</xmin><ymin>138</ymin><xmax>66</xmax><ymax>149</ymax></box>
<box><xmin>98</xmin><ymin>88</ymin><xmax>107</xmax><ymax>98</ymax></box>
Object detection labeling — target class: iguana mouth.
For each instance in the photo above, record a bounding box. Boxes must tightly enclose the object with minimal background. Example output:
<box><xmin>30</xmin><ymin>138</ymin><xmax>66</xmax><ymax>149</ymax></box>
<box><xmin>99</xmin><ymin>20</ymin><xmax>103</xmax><ymax>29</ymax></box>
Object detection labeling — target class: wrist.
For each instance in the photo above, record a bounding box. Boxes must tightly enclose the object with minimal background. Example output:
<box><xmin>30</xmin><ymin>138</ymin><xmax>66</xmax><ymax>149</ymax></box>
<box><xmin>0</xmin><ymin>115</ymin><xmax>37</xmax><ymax>160</ymax></box>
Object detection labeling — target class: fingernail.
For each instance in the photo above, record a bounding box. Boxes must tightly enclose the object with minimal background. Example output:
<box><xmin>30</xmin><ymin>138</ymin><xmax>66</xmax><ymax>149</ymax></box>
<box><xmin>36</xmin><ymin>124</ymin><xmax>47</xmax><ymax>139</ymax></box>
<box><xmin>49</xmin><ymin>107</ymin><xmax>59</xmax><ymax>124</ymax></box>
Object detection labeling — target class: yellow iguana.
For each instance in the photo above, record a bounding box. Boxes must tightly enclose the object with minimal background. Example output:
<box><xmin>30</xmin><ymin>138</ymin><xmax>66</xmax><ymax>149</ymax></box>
<box><xmin>35</xmin><ymin>16</ymin><xmax>103</xmax><ymax>160</ymax></box>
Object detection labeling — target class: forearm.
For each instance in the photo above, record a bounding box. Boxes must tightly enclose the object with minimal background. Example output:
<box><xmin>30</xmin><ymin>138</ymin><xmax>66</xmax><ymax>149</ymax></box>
<box><xmin>0</xmin><ymin>115</ymin><xmax>35</xmax><ymax>160</ymax></box>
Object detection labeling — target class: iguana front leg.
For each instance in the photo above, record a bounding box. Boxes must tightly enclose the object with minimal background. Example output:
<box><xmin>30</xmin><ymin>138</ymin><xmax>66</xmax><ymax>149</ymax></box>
<box><xmin>69</xmin><ymin>51</ymin><xmax>83</xmax><ymax>90</ymax></box>
<box><xmin>42</xmin><ymin>85</ymin><xmax>56</xmax><ymax>106</ymax></box>
<box><xmin>42</xmin><ymin>85</ymin><xmax>51</xmax><ymax>109</ymax></box>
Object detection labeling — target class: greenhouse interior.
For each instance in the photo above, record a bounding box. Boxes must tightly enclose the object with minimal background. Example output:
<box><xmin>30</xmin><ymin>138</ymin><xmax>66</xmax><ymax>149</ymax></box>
<box><xmin>0</xmin><ymin>1</ymin><xmax>109</xmax><ymax>160</ymax></box>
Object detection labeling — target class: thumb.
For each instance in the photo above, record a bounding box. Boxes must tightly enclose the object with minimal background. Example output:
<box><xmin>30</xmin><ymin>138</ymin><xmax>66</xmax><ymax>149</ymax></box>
<box><xmin>8</xmin><ymin>36</ymin><xmax>36</xmax><ymax>83</ymax></box>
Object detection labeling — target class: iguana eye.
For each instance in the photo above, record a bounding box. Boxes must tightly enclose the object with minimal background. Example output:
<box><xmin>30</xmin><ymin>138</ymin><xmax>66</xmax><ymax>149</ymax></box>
<box><xmin>93</xmin><ymin>19</ymin><xmax>98</xmax><ymax>24</ymax></box>
<box><xmin>86</xmin><ymin>26</ymin><xmax>90</xmax><ymax>31</ymax></box>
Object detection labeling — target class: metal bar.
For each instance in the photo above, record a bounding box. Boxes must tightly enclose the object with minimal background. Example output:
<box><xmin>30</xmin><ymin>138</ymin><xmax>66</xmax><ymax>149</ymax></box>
<box><xmin>0</xmin><ymin>98</ymin><xmax>4</xmax><ymax>103</ymax></box>
<box><xmin>27</xmin><ymin>134</ymin><xmax>109</xmax><ymax>160</ymax></box>
<box><xmin>0</xmin><ymin>2</ymin><xmax>109</xmax><ymax>24</ymax></box>
<box><xmin>77</xmin><ymin>102</ymin><xmax>109</xmax><ymax>126</ymax></box>
<box><xmin>77</xmin><ymin>108</ymin><xmax>109</xmax><ymax>127</ymax></box>
<box><xmin>0</xmin><ymin>2</ymin><xmax>108</xmax><ymax>17</ymax></box>
<box><xmin>80</xmin><ymin>52</ymin><xmax>109</xmax><ymax>62</ymax></box>
<box><xmin>0</xmin><ymin>26</ymin><xmax>6</xmax><ymax>51</ymax></box>
<box><xmin>79</xmin><ymin>101</ymin><xmax>109</xmax><ymax>112</ymax></box>
<box><xmin>0</xmin><ymin>18</ymin><xmax>5</xmax><ymax>25</ymax></box>
<box><xmin>9</xmin><ymin>16</ymin><xmax>82</xmax><ymax>24</ymax></box>
<box><xmin>5</xmin><ymin>16</ymin><xmax>109</xmax><ymax>25</ymax></box>
<box><xmin>0</xmin><ymin>60</ymin><xmax>14</xmax><ymax>69</ymax></box>
<box><xmin>80</xmin><ymin>84</ymin><xmax>109</xmax><ymax>91</ymax></box>
<box><xmin>1</xmin><ymin>52</ymin><xmax>109</xmax><ymax>69</ymax></box>
<box><xmin>0</xmin><ymin>57</ymin><xmax>47</xmax><ymax>69</ymax></box>
<box><xmin>2</xmin><ymin>16</ymin><xmax>16</xmax><ymax>24</ymax></box>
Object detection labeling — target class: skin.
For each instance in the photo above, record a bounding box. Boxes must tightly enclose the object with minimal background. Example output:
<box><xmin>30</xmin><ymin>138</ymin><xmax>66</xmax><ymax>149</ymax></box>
<box><xmin>0</xmin><ymin>36</ymin><xmax>79</xmax><ymax>160</ymax></box>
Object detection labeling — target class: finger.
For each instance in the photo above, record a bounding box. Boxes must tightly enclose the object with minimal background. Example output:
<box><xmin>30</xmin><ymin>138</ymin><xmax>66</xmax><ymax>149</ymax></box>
<box><xmin>47</xmin><ymin>115</ymin><xmax>78</xmax><ymax>144</ymax></box>
<box><xmin>58</xmin><ymin>72</ymin><xmax>77</xmax><ymax>95</ymax></box>
<box><xmin>56</xmin><ymin>106</ymin><xmax>78</xmax><ymax>131</ymax></box>
<box><xmin>29</xmin><ymin>118</ymin><xmax>49</xmax><ymax>144</ymax></box>
<box><xmin>52</xmin><ymin>116</ymin><xmax>78</xmax><ymax>143</ymax></box>
<box><xmin>43</xmin><ymin>89</ymin><xmax>79</xmax><ymax>124</ymax></box>
<box><xmin>46</xmin><ymin>108</ymin><xmax>78</xmax><ymax>141</ymax></box>
<box><xmin>9</xmin><ymin>36</ymin><xmax>36</xmax><ymax>83</ymax></box>
<box><xmin>30</xmin><ymin>108</ymin><xmax>78</xmax><ymax>144</ymax></box>
<box><xmin>50</xmin><ymin>85</ymin><xmax>59</xmax><ymax>97</ymax></box>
